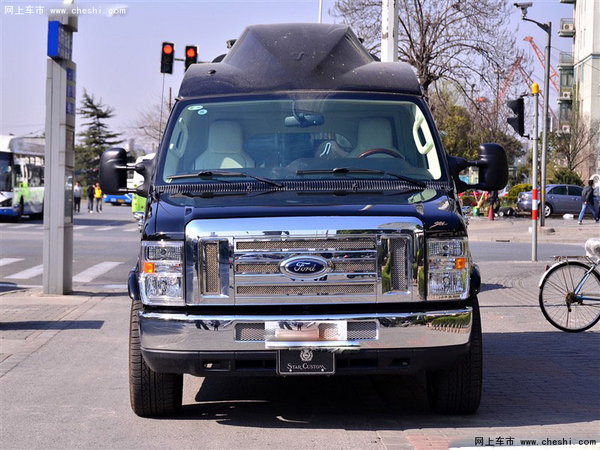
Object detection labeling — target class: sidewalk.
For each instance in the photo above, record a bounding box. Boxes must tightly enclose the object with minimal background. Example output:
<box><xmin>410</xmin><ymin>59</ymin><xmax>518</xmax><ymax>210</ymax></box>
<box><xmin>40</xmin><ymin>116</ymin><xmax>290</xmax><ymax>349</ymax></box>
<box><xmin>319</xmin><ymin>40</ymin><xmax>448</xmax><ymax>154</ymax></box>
<box><xmin>467</xmin><ymin>215</ymin><xmax>600</xmax><ymax>243</ymax></box>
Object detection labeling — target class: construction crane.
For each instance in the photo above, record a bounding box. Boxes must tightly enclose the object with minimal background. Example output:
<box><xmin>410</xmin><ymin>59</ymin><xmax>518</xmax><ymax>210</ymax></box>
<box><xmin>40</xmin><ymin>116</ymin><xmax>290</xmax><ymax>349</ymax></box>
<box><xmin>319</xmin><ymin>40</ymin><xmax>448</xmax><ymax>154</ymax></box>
<box><xmin>517</xmin><ymin>64</ymin><xmax>558</xmax><ymax>121</ymax></box>
<box><xmin>498</xmin><ymin>56</ymin><xmax>524</xmax><ymax>104</ymax></box>
<box><xmin>523</xmin><ymin>36</ymin><xmax>560</xmax><ymax>93</ymax></box>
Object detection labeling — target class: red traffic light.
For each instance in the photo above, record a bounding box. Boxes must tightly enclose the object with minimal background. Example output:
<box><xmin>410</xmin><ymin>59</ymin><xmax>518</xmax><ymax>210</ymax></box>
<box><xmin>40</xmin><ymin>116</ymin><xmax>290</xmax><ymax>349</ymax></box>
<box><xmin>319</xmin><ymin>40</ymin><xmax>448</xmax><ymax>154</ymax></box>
<box><xmin>184</xmin><ymin>45</ymin><xmax>198</xmax><ymax>70</ymax></box>
<box><xmin>161</xmin><ymin>42</ymin><xmax>174</xmax><ymax>74</ymax></box>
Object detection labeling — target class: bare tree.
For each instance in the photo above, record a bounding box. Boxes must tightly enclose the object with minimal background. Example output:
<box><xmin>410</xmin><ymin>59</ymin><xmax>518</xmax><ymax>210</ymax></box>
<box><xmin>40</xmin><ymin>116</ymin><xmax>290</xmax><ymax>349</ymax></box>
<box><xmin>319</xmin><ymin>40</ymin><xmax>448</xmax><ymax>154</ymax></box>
<box><xmin>331</xmin><ymin>0</ymin><xmax>521</xmax><ymax>102</ymax></box>
<box><xmin>126</xmin><ymin>99</ymin><xmax>170</xmax><ymax>149</ymax></box>
<box><xmin>551</xmin><ymin>114</ymin><xmax>600</xmax><ymax>176</ymax></box>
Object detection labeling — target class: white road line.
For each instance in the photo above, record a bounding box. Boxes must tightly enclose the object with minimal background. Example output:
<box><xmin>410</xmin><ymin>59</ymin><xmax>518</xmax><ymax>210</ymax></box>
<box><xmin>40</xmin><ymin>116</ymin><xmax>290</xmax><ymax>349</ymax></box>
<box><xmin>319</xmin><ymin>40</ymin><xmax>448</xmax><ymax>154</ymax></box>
<box><xmin>10</xmin><ymin>224</ymin><xmax>36</xmax><ymax>229</ymax></box>
<box><xmin>73</xmin><ymin>225</ymin><xmax>86</xmax><ymax>230</ymax></box>
<box><xmin>73</xmin><ymin>261</ymin><xmax>121</xmax><ymax>283</ymax></box>
<box><xmin>0</xmin><ymin>258</ymin><xmax>24</xmax><ymax>267</ymax></box>
<box><xmin>124</xmin><ymin>227</ymin><xmax>138</xmax><ymax>232</ymax></box>
<box><xmin>96</xmin><ymin>226</ymin><xmax>114</xmax><ymax>231</ymax></box>
<box><xmin>6</xmin><ymin>264</ymin><xmax>44</xmax><ymax>279</ymax></box>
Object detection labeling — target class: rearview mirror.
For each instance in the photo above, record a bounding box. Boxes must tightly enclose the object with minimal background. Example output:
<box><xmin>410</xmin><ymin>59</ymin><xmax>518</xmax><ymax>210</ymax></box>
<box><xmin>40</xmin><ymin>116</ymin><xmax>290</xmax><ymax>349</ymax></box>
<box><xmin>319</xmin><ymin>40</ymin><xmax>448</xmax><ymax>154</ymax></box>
<box><xmin>99</xmin><ymin>148</ymin><xmax>128</xmax><ymax>195</ymax></box>
<box><xmin>448</xmin><ymin>143</ymin><xmax>508</xmax><ymax>194</ymax></box>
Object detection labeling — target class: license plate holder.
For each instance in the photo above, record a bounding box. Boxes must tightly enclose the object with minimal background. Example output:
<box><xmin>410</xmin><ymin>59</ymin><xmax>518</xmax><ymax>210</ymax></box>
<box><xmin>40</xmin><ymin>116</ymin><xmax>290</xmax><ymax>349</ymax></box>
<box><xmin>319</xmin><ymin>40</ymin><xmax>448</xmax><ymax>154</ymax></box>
<box><xmin>277</xmin><ymin>349</ymin><xmax>335</xmax><ymax>375</ymax></box>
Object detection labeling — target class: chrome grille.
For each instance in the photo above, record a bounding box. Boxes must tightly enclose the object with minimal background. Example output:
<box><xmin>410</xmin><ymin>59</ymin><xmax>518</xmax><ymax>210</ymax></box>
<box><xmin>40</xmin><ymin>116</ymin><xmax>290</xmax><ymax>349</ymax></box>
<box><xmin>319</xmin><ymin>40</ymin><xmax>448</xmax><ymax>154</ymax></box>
<box><xmin>235</xmin><ymin>323</ymin><xmax>264</xmax><ymax>341</ymax></box>
<box><xmin>235</xmin><ymin>260</ymin><xmax>376</xmax><ymax>274</ymax></box>
<box><xmin>236</xmin><ymin>284</ymin><xmax>375</xmax><ymax>296</ymax></box>
<box><xmin>234</xmin><ymin>321</ymin><xmax>378</xmax><ymax>342</ymax></box>
<box><xmin>390</xmin><ymin>238</ymin><xmax>408</xmax><ymax>291</ymax></box>
<box><xmin>203</xmin><ymin>242</ymin><xmax>220</xmax><ymax>294</ymax></box>
<box><xmin>347</xmin><ymin>321</ymin><xmax>378</xmax><ymax>340</ymax></box>
<box><xmin>236</xmin><ymin>239</ymin><xmax>375</xmax><ymax>251</ymax></box>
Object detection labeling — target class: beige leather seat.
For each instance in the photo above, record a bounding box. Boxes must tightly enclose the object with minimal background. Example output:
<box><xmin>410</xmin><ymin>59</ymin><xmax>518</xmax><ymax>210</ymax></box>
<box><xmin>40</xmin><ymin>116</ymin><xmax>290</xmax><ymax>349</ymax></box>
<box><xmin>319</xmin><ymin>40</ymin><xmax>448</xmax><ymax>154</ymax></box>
<box><xmin>350</xmin><ymin>118</ymin><xmax>399</xmax><ymax>157</ymax></box>
<box><xmin>194</xmin><ymin>120</ymin><xmax>255</xmax><ymax>169</ymax></box>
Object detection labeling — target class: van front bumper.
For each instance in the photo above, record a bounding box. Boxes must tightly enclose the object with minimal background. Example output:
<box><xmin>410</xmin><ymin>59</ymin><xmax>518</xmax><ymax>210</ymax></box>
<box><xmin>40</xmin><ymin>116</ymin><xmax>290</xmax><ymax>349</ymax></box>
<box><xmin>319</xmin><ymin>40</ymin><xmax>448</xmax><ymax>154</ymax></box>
<box><xmin>139</xmin><ymin>308</ymin><xmax>473</xmax><ymax>376</ymax></box>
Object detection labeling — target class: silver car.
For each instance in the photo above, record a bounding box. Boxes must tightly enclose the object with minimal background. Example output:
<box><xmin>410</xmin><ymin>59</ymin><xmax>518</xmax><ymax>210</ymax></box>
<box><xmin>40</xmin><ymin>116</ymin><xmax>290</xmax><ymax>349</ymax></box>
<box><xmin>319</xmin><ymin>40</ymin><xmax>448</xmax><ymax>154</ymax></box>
<box><xmin>517</xmin><ymin>184</ymin><xmax>599</xmax><ymax>218</ymax></box>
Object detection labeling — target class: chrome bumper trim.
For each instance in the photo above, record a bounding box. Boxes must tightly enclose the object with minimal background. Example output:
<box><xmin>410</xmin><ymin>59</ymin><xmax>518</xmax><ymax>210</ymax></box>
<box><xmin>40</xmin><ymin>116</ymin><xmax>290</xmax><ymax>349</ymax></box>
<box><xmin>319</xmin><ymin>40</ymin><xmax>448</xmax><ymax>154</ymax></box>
<box><xmin>139</xmin><ymin>308</ymin><xmax>472</xmax><ymax>352</ymax></box>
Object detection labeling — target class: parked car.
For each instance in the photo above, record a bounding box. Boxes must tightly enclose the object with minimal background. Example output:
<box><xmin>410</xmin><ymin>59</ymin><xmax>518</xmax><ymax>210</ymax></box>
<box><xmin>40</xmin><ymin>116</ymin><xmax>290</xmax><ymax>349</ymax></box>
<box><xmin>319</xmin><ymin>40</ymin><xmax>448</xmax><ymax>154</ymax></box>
<box><xmin>516</xmin><ymin>184</ymin><xmax>599</xmax><ymax>218</ymax></box>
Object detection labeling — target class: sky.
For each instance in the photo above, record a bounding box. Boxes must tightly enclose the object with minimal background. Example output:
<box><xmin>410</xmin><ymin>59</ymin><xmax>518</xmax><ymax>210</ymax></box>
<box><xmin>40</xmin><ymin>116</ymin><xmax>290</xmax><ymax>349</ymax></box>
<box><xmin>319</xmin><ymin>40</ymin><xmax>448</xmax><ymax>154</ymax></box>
<box><xmin>0</xmin><ymin>0</ymin><xmax>575</xmax><ymax>150</ymax></box>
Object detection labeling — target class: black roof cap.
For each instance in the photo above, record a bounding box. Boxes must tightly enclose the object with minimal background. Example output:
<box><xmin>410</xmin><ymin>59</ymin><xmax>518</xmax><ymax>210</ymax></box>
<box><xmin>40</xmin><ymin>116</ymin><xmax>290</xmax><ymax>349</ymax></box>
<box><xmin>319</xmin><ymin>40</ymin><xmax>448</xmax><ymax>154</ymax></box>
<box><xmin>179</xmin><ymin>23</ymin><xmax>421</xmax><ymax>98</ymax></box>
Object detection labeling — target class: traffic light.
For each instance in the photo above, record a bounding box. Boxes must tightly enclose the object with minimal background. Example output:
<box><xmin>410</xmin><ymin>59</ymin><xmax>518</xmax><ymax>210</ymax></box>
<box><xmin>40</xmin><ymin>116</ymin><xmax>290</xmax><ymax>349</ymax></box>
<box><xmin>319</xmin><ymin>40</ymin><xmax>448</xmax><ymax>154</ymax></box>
<box><xmin>161</xmin><ymin>42</ymin><xmax>174</xmax><ymax>74</ymax></box>
<box><xmin>185</xmin><ymin>45</ymin><xmax>198</xmax><ymax>71</ymax></box>
<box><xmin>506</xmin><ymin>97</ymin><xmax>525</xmax><ymax>136</ymax></box>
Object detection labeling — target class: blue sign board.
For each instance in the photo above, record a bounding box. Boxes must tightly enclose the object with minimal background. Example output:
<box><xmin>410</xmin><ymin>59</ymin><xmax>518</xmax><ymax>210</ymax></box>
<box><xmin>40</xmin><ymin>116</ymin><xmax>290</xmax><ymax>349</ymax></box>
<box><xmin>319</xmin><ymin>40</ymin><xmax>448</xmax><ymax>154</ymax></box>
<box><xmin>47</xmin><ymin>20</ymin><xmax>73</xmax><ymax>61</ymax></box>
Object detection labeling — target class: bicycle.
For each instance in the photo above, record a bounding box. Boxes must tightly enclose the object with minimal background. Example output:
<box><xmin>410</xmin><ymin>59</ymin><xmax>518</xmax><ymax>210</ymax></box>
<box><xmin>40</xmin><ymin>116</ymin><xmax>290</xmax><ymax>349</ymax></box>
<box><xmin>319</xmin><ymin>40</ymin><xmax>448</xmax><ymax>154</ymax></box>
<box><xmin>538</xmin><ymin>238</ymin><xmax>600</xmax><ymax>332</ymax></box>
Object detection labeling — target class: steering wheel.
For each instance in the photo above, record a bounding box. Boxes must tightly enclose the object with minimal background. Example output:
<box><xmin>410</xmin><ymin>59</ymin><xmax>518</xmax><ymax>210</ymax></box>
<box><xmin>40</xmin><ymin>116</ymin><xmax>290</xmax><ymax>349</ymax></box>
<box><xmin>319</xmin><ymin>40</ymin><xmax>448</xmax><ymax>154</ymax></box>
<box><xmin>358</xmin><ymin>148</ymin><xmax>404</xmax><ymax>159</ymax></box>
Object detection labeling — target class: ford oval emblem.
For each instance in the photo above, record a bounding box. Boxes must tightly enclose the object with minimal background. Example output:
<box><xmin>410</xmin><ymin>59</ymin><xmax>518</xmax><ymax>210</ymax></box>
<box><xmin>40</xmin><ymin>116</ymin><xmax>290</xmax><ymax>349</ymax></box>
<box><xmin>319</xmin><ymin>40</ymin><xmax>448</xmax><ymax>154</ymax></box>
<box><xmin>280</xmin><ymin>256</ymin><xmax>329</xmax><ymax>279</ymax></box>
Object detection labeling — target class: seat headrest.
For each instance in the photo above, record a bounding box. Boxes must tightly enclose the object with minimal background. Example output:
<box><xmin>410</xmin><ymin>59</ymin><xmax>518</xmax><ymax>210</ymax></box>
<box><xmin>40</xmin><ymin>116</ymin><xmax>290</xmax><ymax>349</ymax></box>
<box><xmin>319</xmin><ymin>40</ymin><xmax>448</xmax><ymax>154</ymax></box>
<box><xmin>208</xmin><ymin>120</ymin><xmax>243</xmax><ymax>154</ymax></box>
<box><xmin>356</xmin><ymin>118</ymin><xmax>393</xmax><ymax>150</ymax></box>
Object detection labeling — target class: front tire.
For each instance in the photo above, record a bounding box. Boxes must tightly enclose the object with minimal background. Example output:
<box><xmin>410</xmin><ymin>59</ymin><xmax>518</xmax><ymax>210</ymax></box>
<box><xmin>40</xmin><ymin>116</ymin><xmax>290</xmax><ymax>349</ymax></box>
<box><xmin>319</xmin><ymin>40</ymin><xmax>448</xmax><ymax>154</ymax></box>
<box><xmin>427</xmin><ymin>300</ymin><xmax>482</xmax><ymax>414</ymax></box>
<box><xmin>544</xmin><ymin>203</ymin><xmax>553</xmax><ymax>218</ymax></box>
<box><xmin>129</xmin><ymin>301</ymin><xmax>183</xmax><ymax>417</ymax></box>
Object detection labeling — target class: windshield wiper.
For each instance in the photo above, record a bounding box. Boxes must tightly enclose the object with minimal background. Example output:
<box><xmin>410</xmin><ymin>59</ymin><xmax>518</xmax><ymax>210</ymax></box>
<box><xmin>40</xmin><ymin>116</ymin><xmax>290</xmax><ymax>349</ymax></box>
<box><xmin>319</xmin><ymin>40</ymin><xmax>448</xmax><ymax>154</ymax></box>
<box><xmin>166</xmin><ymin>170</ymin><xmax>283</xmax><ymax>187</ymax></box>
<box><xmin>296</xmin><ymin>167</ymin><xmax>427</xmax><ymax>188</ymax></box>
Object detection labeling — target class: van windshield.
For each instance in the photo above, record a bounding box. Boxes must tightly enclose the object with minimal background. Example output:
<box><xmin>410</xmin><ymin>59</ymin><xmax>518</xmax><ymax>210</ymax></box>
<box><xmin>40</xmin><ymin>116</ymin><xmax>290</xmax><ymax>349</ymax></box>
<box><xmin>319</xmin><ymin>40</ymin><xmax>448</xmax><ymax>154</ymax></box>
<box><xmin>159</xmin><ymin>94</ymin><xmax>445</xmax><ymax>185</ymax></box>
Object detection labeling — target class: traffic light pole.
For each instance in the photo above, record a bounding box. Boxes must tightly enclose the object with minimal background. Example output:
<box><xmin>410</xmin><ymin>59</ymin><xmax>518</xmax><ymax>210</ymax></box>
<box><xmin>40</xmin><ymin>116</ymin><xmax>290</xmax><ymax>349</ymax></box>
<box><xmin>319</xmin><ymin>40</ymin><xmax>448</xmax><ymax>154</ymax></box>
<box><xmin>531</xmin><ymin>83</ymin><xmax>540</xmax><ymax>262</ymax></box>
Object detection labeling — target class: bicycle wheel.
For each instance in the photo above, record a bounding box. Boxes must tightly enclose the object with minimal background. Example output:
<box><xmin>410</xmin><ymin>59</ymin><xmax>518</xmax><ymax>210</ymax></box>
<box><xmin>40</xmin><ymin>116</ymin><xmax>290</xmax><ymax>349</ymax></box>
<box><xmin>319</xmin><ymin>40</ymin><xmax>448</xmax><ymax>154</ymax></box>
<box><xmin>539</xmin><ymin>261</ymin><xmax>600</xmax><ymax>332</ymax></box>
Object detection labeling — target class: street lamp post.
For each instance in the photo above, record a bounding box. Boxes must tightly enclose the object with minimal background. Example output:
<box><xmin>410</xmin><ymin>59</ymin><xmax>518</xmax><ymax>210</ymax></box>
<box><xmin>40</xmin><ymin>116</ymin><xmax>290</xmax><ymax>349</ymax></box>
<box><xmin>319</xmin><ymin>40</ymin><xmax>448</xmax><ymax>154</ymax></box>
<box><xmin>515</xmin><ymin>3</ymin><xmax>552</xmax><ymax>227</ymax></box>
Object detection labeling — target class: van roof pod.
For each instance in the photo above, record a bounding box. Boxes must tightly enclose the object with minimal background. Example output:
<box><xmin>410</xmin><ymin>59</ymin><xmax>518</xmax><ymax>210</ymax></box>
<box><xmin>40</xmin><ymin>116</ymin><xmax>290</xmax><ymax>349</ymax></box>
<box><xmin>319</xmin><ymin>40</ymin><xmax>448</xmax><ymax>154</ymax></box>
<box><xmin>178</xmin><ymin>23</ymin><xmax>422</xmax><ymax>98</ymax></box>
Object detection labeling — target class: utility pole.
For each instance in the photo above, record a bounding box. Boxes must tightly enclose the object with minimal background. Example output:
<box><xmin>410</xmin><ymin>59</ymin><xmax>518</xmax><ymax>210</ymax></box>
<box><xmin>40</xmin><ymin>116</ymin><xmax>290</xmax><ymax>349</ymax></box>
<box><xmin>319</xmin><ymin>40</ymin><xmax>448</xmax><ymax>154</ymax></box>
<box><xmin>43</xmin><ymin>11</ymin><xmax>77</xmax><ymax>294</ymax></box>
<box><xmin>381</xmin><ymin>0</ymin><xmax>398</xmax><ymax>62</ymax></box>
<box><xmin>540</xmin><ymin>22</ymin><xmax>552</xmax><ymax>227</ymax></box>
<box><xmin>531</xmin><ymin>83</ymin><xmax>540</xmax><ymax>261</ymax></box>
<box><xmin>514</xmin><ymin>3</ymin><xmax>552</xmax><ymax>227</ymax></box>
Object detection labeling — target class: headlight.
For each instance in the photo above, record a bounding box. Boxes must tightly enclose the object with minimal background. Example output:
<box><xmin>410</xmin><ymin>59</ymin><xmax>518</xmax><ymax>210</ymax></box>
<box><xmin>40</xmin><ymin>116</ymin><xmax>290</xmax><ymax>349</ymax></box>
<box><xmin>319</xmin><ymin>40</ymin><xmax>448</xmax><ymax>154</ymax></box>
<box><xmin>427</xmin><ymin>238</ymin><xmax>470</xmax><ymax>300</ymax></box>
<box><xmin>139</xmin><ymin>241</ymin><xmax>184</xmax><ymax>305</ymax></box>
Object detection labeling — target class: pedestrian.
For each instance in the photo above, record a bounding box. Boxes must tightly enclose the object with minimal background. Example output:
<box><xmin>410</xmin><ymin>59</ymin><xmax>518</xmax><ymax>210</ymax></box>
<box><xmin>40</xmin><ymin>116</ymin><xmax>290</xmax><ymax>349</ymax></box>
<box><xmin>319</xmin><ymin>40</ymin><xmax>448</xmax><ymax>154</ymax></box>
<box><xmin>577</xmin><ymin>179</ymin><xmax>599</xmax><ymax>225</ymax></box>
<box><xmin>73</xmin><ymin>181</ymin><xmax>82</xmax><ymax>213</ymax></box>
<box><xmin>94</xmin><ymin>182</ymin><xmax>103</xmax><ymax>213</ymax></box>
<box><xmin>87</xmin><ymin>183</ymin><xmax>95</xmax><ymax>213</ymax></box>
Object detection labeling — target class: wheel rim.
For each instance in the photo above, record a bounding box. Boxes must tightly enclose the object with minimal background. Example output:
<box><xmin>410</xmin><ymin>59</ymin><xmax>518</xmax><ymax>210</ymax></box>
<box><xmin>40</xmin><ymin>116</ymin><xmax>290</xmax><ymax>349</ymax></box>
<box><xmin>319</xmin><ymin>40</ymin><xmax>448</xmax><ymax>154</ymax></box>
<box><xmin>541</xmin><ymin>263</ymin><xmax>600</xmax><ymax>331</ymax></box>
<box><xmin>544</xmin><ymin>205</ymin><xmax>551</xmax><ymax>217</ymax></box>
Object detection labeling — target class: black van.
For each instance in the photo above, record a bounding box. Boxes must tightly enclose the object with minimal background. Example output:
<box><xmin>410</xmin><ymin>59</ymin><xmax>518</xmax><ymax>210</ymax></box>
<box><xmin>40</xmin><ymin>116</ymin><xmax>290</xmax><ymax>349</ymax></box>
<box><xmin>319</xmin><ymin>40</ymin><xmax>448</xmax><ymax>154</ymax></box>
<box><xmin>101</xmin><ymin>23</ymin><xmax>507</xmax><ymax>417</ymax></box>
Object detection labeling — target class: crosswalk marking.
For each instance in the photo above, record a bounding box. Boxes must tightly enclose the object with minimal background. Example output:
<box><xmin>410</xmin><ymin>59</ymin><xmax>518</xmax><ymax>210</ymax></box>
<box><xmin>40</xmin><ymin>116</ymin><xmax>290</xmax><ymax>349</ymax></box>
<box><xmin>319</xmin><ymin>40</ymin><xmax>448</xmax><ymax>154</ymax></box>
<box><xmin>73</xmin><ymin>261</ymin><xmax>121</xmax><ymax>283</ymax></box>
<box><xmin>6</xmin><ymin>264</ymin><xmax>44</xmax><ymax>279</ymax></box>
<box><xmin>0</xmin><ymin>258</ymin><xmax>24</xmax><ymax>267</ymax></box>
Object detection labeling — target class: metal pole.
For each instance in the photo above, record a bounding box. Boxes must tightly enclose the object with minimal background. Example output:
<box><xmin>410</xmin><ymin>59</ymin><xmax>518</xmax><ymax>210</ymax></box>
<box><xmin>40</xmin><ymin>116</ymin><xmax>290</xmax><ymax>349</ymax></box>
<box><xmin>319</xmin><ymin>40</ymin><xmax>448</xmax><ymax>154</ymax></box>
<box><xmin>318</xmin><ymin>0</ymin><xmax>323</xmax><ymax>23</ymax></box>
<box><xmin>540</xmin><ymin>22</ymin><xmax>552</xmax><ymax>227</ymax></box>
<box><xmin>381</xmin><ymin>0</ymin><xmax>398</xmax><ymax>62</ymax></box>
<box><xmin>531</xmin><ymin>84</ymin><xmax>540</xmax><ymax>261</ymax></box>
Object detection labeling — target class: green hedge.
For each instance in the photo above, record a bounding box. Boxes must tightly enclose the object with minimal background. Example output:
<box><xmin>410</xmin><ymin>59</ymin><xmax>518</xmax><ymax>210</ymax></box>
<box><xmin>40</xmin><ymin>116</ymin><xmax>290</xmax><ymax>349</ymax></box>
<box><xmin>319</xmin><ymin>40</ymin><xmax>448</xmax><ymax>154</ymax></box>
<box><xmin>507</xmin><ymin>183</ymin><xmax>531</xmax><ymax>201</ymax></box>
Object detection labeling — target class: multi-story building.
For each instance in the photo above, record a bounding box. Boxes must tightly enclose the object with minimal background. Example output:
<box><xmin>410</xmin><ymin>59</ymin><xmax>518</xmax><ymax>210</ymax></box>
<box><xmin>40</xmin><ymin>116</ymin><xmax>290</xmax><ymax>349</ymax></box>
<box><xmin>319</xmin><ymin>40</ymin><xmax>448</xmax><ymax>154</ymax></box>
<box><xmin>558</xmin><ymin>0</ymin><xmax>600</xmax><ymax>178</ymax></box>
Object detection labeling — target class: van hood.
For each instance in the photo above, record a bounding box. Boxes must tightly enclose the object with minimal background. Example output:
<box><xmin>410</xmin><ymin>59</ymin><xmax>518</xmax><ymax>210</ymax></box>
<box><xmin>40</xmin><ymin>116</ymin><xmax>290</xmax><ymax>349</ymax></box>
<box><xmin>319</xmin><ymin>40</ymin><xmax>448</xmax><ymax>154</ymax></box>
<box><xmin>143</xmin><ymin>189</ymin><xmax>466</xmax><ymax>238</ymax></box>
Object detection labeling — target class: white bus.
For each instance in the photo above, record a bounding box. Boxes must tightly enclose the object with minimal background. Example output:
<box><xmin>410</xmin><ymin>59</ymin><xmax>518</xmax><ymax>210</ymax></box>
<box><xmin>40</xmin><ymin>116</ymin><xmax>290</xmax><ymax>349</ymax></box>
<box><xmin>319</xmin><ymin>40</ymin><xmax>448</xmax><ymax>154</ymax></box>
<box><xmin>0</xmin><ymin>135</ymin><xmax>45</xmax><ymax>220</ymax></box>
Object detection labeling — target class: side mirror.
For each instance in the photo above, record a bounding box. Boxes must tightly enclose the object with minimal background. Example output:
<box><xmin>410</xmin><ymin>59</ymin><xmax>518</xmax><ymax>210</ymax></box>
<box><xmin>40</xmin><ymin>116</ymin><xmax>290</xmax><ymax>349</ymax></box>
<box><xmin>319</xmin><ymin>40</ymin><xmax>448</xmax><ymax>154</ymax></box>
<box><xmin>134</xmin><ymin>158</ymin><xmax>155</xmax><ymax>198</ymax></box>
<box><xmin>99</xmin><ymin>148</ymin><xmax>128</xmax><ymax>195</ymax></box>
<box><xmin>448</xmin><ymin>143</ymin><xmax>508</xmax><ymax>194</ymax></box>
<box><xmin>477</xmin><ymin>143</ymin><xmax>508</xmax><ymax>191</ymax></box>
